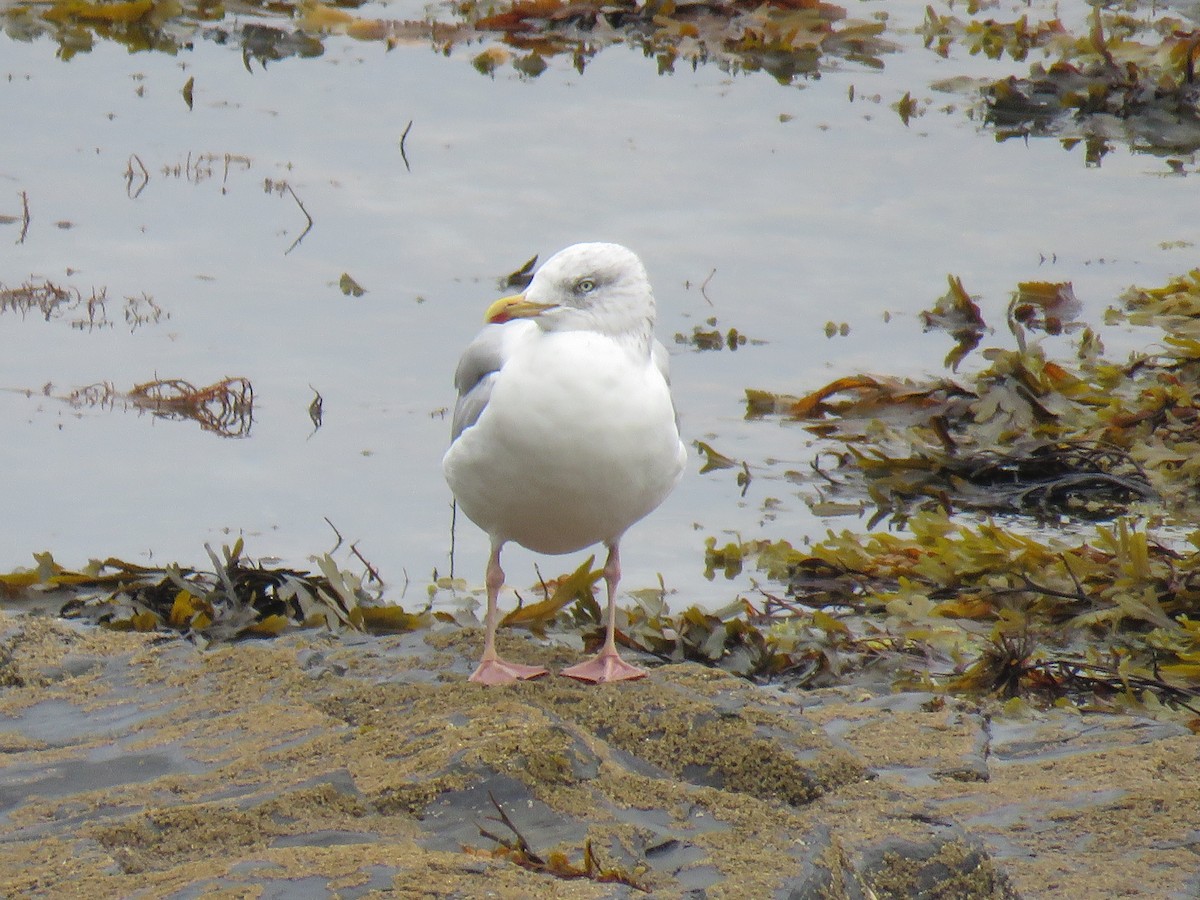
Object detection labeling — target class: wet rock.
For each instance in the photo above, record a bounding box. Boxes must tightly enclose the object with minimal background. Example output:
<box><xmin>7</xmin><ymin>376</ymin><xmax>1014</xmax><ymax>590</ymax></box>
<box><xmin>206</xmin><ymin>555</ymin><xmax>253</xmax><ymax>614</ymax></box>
<box><xmin>0</xmin><ymin>616</ymin><xmax>1193</xmax><ymax>897</ymax></box>
<box><xmin>417</xmin><ymin>771</ymin><xmax>590</xmax><ymax>853</ymax></box>
<box><xmin>850</xmin><ymin>828</ymin><xmax>1021</xmax><ymax>899</ymax></box>
<box><xmin>535</xmin><ymin>666</ymin><xmax>867</xmax><ymax>806</ymax></box>
<box><xmin>774</xmin><ymin>823</ymin><xmax>866</xmax><ymax>900</ymax></box>
<box><xmin>295</xmin><ymin>647</ymin><xmax>348</xmax><ymax>679</ymax></box>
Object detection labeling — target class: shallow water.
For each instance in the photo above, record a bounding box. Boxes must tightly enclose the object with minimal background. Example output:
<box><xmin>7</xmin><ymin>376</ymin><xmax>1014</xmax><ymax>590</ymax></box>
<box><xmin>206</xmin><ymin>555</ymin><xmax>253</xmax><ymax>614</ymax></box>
<box><xmin>2</xmin><ymin>0</ymin><xmax>1198</xmax><ymax>612</ymax></box>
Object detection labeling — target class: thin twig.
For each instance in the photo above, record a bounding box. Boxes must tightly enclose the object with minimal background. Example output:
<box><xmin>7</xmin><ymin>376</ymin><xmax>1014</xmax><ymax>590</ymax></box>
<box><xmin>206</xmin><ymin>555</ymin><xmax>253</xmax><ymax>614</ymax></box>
<box><xmin>449</xmin><ymin>500</ymin><xmax>457</xmax><ymax>580</ymax></box>
<box><xmin>125</xmin><ymin>155</ymin><xmax>150</xmax><ymax>199</ymax></box>
<box><xmin>284</xmin><ymin>183</ymin><xmax>313</xmax><ymax>255</ymax></box>
<box><xmin>810</xmin><ymin>451</ymin><xmax>847</xmax><ymax>485</ymax></box>
<box><xmin>400</xmin><ymin>119</ymin><xmax>413</xmax><ymax>173</ymax></box>
<box><xmin>1058</xmin><ymin>554</ymin><xmax>1086</xmax><ymax>598</ymax></box>
<box><xmin>349</xmin><ymin>540</ymin><xmax>383</xmax><ymax>585</ymax></box>
<box><xmin>307</xmin><ymin>384</ymin><xmax>323</xmax><ymax>434</ymax></box>
<box><xmin>17</xmin><ymin>191</ymin><xmax>30</xmax><ymax>244</ymax></box>
<box><xmin>753</xmin><ymin>585</ymin><xmax>812</xmax><ymax>618</ymax></box>
<box><xmin>324</xmin><ymin>516</ymin><xmax>344</xmax><ymax>553</ymax></box>
<box><xmin>533</xmin><ymin>563</ymin><xmax>551</xmax><ymax>601</ymax></box>
<box><xmin>1031</xmin><ymin>658</ymin><xmax>1200</xmax><ymax>717</ymax></box>
<box><xmin>700</xmin><ymin>267</ymin><xmax>716</xmax><ymax>305</ymax></box>
<box><xmin>482</xmin><ymin>791</ymin><xmax>544</xmax><ymax>862</ymax></box>
<box><xmin>1015</xmin><ymin>572</ymin><xmax>1091</xmax><ymax>604</ymax></box>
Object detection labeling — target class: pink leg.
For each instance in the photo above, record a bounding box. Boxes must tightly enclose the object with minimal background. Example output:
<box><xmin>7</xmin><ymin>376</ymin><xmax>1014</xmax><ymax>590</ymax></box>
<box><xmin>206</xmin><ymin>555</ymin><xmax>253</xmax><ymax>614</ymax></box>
<box><xmin>560</xmin><ymin>543</ymin><xmax>647</xmax><ymax>684</ymax></box>
<box><xmin>469</xmin><ymin>543</ymin><xmax>548</xmax><ymax>685</ymax></box>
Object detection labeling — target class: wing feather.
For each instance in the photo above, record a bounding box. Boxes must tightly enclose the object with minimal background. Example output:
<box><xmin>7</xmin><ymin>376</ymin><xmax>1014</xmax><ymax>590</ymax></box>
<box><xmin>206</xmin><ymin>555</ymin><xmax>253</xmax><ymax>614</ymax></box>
<box><xmin>450</xmin><ymin>321</ymin><xmax>537</xmax><ymax>441</ymax></box>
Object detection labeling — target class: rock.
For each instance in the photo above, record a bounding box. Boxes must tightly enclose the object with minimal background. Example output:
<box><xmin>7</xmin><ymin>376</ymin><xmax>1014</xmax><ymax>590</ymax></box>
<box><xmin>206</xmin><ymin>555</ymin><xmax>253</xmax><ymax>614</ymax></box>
<box><xmin>0</xmin><ymin>614</ymin><xmax>1193</xmax><ymax>897</ymax></box>
<box><xmin>849</xmin><ymin>828</ymin><xmax>1021</xmax><ymax>899</ymax></box>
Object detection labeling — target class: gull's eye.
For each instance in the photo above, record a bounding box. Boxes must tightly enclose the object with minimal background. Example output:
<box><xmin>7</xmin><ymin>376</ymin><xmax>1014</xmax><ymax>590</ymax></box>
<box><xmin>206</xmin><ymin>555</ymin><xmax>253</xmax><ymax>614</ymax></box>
<box><xmin>575</xmin><ymin>278</ymin><xmax>596</xmax><ymax>294</ymax></box>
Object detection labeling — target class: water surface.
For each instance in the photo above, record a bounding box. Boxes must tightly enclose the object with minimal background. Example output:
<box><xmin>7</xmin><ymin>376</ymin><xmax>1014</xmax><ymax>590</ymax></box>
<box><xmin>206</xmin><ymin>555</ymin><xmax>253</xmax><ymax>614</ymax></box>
<box><xmin>2</xmin><ymin>0</ymin><xmax>1197</xmax><ymax>610</ymax></box>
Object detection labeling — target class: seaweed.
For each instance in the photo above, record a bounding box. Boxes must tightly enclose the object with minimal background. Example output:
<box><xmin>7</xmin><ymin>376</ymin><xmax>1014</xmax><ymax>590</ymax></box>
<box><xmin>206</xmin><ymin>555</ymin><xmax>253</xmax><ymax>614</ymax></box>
<box><xmin>14</xmin><ymin>376</ymin><xmax>256</xmax><ymax>438</ymax></box>
<box><xmin>6</xmin><ymin>0</ymin><xmax>895</xmax><ymax>84</ymax></box>
<box><xmin>468</xmin><ymin>792</ymin><xmax>650</xmax><ymax>892</ymax></box>
<box><xmin>926</xmin><ymin>3</ymin><xmax>1200</xmax><ymax>163</ymax></box>
<box><xmin>750</xmin><ymin>271</ymin><xmax>1200</xmax><ymax>525</ymax></box>
<box><xmin>1</xmin><ymin>539</ymin><xmax>426</xmax><ymax>645</ymax></box>
<box><xmin>127</xmin><ymin>377</ymin><xmax>255</xmax><ymax>437</ymax></box>
<box><xmin>12</xmin><ymin>267</ymin><xmax>1200</xmax><ymax>723</ymax></box>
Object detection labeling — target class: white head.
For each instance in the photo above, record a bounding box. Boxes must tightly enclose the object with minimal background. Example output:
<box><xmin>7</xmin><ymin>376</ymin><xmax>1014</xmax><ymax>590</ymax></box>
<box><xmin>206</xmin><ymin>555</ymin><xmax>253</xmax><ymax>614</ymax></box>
<box><xmin>487</xmin><ymin>243</ymin><xmax>656</xmax><ymax>346</ymax></box>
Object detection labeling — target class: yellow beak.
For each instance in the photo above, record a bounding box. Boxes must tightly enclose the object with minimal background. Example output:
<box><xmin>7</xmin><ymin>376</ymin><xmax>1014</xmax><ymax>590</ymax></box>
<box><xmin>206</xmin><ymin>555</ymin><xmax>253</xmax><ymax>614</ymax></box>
<box><xmin>485</xmin><ymin>294</ymin><xmax>556</xmax><ymax>324</ymax></box>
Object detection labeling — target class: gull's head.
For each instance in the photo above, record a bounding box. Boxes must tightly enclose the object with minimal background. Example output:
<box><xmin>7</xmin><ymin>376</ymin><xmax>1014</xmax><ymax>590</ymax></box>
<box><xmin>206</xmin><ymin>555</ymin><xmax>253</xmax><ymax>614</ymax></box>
<box><xmin>486</xmin><ymin>243</ymin><xmax>655</xmax><ymax>345</ymax></box>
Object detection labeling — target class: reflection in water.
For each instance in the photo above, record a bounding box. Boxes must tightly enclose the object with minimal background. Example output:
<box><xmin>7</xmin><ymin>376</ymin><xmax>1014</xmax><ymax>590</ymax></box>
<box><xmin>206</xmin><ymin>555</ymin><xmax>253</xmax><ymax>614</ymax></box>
<box><xmin>1</xmin><ymin>279</ymin><xmax>114</xmax><ymax>330</ymax></box>
<box><xmin>7</xmin><ymin>0</ymin><xmax>897</xmax><ymax>80</ymax></box>
<box><xmin>8</xmin><ymin>0</ymin><xmax>1200</xmax><ymax>159</ymax></box>
<box><xmin>126</xmin><ymin>377</ymin><xmax>255</xmax><ymax>438</ymax></box>
<box><xmin>0</xmin><ymin>190</ymin><xmax>31</xmax><ymax>243</ymax></box>
<box><xmin>32</xmin><ymin>377</ymin><xmax>257</xmax><ymax>438</ymax></box>
<box><xmin>2</xmin><ymin>0</ymin><xmax>1199</xmax><ymax>614</ymax></box>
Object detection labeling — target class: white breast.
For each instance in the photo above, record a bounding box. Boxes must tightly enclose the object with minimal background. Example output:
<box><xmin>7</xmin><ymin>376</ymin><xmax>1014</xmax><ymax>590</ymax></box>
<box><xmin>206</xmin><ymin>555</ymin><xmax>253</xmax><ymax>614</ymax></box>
<box><xmin>443</xmin><ymin>329</ymin><xmax>686</xmax><ymax>555</ymax></box>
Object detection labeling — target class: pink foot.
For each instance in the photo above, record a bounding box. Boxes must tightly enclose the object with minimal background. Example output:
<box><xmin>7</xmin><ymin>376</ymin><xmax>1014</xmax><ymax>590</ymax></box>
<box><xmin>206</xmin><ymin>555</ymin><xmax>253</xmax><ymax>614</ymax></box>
<box><xmin>469</xmin><ymin>658</ymin><xmax>549</xmax><ymax>685</ymax></box>
<box><xmin>560</xmin><ymin>650</ymin><xmax>647</xmax><ymax>684</ymax></box>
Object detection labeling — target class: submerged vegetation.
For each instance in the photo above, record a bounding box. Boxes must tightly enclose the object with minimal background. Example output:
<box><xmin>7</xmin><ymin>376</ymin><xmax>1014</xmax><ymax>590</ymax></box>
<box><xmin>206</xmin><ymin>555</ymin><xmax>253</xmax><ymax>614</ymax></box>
<box><xmin>8</xmin><ymin>376</ymin><xmax>256</xmax><ymax>437</ymax></box>
<box><xmin>1</xmin><ymin>279</ymin><xmax>258</xmax><ymax>435</ymax></box>
<box><xmin>762</xmin><ymin>268</ymin><xmax>1200</xmax><ymax>527</ymax></box>
<box><xmin>0</xmin><ymin>278</ymin><xmax>164</xmax><ymax>332</ymax></box>
<box><xmin>709</xmin><ymin>265</ymin><xmax>1200</xmax><ymax>723</ymax></box>
<box><xmin>4</xmin><ymin>0</ymin><xmax>1200</xmax><ymax>161</ymax></box>
<box><xmin>7</xmin><ymin>269</ymin><xmax>1200</xmax><ymax>726</ymax></box>
<box><xmin>1</xmin><ymin>0</ymin><xmax>896</xmax><ymax>79</ymax></box>
<box><xmin>927</xmin><ymin>4</ymin><xmax>1200</xmax><ymax>160</ymax></box>
<box><xmin>126</xmin><ymin>376</ymin><xmax>255</xmax><ymax>436</ymax></box>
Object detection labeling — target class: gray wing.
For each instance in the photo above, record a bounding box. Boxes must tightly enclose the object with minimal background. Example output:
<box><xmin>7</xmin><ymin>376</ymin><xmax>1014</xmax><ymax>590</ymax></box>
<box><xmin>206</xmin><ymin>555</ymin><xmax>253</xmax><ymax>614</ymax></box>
<box><xmin>450</xmin><ymin>321</ymin><xmax>535</xmax><ymax>441</ymax></box>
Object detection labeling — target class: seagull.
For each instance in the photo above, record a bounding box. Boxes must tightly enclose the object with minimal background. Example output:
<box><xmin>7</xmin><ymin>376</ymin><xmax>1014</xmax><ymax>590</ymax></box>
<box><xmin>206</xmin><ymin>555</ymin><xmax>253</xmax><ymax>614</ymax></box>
<box><xmin>443</xmin><ymin>243</ymin><xmax>687</xmax><ymax>685</ymax></box>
